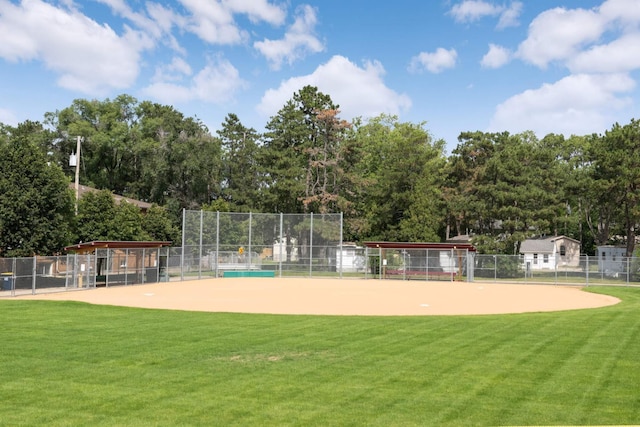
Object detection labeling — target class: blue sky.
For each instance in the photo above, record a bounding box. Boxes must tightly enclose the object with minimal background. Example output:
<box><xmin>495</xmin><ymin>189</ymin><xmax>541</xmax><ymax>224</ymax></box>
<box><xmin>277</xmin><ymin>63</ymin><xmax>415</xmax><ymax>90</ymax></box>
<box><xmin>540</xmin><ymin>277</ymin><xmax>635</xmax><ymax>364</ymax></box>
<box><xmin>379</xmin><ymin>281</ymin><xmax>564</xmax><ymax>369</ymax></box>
<box><xmin>1</xmin><ymin>0</ymin><xmax>639</xmax><ymax>153</ymax></box>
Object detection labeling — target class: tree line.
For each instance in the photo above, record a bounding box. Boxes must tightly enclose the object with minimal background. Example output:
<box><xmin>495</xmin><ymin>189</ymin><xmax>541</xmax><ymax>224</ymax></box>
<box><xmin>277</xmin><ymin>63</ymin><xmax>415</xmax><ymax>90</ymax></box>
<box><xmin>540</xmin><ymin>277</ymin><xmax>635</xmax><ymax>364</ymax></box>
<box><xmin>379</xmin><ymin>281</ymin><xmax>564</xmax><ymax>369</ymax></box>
<box><xmin>1</xmin><ymin>86</ymin><xmax>639</xmax><ymax>257</ymax></box>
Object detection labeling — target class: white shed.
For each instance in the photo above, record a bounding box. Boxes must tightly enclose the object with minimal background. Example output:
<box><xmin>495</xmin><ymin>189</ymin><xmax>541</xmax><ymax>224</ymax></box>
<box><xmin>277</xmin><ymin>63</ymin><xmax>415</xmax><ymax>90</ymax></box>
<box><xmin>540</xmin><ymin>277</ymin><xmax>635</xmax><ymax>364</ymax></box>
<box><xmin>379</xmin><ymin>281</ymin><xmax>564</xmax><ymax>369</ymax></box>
<box><xmin>336</xmin><ymin>243</ymin><xmax>366</xmax><ymax>273</ymax></box>
<box><xmin>520</xmin><ymin>235</ymin><xmax>581</xmax><ymax>271</ymax></box>
<box><xmin>596</xmin><ymin>245</ymin><xmax>629</xmax><ymax>277</ymax></box>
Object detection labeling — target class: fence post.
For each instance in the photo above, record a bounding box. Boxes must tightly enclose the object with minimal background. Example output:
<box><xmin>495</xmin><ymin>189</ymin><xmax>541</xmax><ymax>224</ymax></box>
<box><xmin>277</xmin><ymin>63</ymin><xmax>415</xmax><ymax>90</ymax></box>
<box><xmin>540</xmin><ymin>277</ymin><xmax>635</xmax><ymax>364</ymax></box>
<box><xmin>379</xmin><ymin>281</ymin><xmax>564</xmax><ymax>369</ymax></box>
<box><xmin>181</xmin><ymin>208</ymin><xmax>186</xmax><ymax>281</ymax></box>
<box><xmin>32</xmin><ymin>256</ymin><xmax>37</xmax><ymax>295</ymax></box>
<box><xmin>309</xmin><ymin>212</ymin><xmax>313</xmax><ymax>277</ymax></box>
<box><xmin>627</xmin><ymin>256</ymin><xmax>630</xmax><ymax>286</ymax></box>
<box><xmin>450</xmin><ymin>248</ymin><xmax>454</xmax><ymax>282</ymax></box>
<box><xmin>379</xmin><ymin>246</ymin><xmax>383</xmax><ymax>280</ymax></box>
<box><xmin>586</xmin><ymin>255</ymin><xmax>589</xmax><ymax>287</ymax></box>
<box><xmin>124</xmin><ymin>249</ymin><xmax>129</xmax><ymax>286</ymax></box>
<box><xmin>106</xmin><ymin>249</ymin><xmax>111</xmax><ymax>287</ymax></box>
<box><xmin>215</xmin><ymin>211</ymin><xmax>220</xmax><ymax>278</ymax></box>
<box><xmin>93</xmin><ymin>251</ymin><xmax>98</xmax><ymax>288</ymax></box>
<box><xmin>279</xmin><ymin>213</ymin><xmax>283</xmax><ymax>278</ymax></box>
<box><xmin>249</xmin><ymin>212</ymin><xmax>253</xmax><ymax>271</ymax></box>
<box><xmin>86</xmin><ymin>253</ymin><xmax>91</xmax><ymax>288</ymax></box>
<box><xmin>364</xmin><ymin>246</ymin><xmax>369</xmax><ymax>280</ymax></box>
<box><xmin>142</xmin><ymin>248</ymin><xmax>146</xmax><ymax>285</ymax></box>
<box><xmin>198</xmin><ymin>209</ymin><xmax>203</xmax><ymax>279</ymax></box>
<box><xmin>339</xmin><ymin>212</ymin><xmax>343</xmax><ymax>279</ymax></box>
<box><xmin>425</xmin><ymin>249</ymin><xmax>429</xmax><ymax>280</ymax></box>
<box><xmin>11</xmin><ymin>257</ymin><xmax>16</xmax><ymax>296</ymax></box>
<box><xmin>156</xmin><ymin>248</ymin><xmax>161</xmax><ymax>283</ymax></box>
<box><xmin>403</xmin><ymin>250</ymin><xmax>407</xmax><ymax>281</ymax></box>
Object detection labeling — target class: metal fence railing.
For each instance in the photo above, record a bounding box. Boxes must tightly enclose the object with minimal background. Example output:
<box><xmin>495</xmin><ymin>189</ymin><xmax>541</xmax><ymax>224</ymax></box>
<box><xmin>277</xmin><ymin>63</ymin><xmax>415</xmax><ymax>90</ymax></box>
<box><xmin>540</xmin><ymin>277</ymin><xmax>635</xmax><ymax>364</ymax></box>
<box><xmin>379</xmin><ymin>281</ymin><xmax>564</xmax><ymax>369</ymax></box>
<box><xmin>473</xmin><ymin>254</ymin><xmax>640</xmax><ymax>286</ymax></box>
<box><xmin>3</xmin><ymin>252</ymin><xmax>639</xmax><ymax>298</ymax></box>
<box><xmin>181</xmin><ymin>211</ymin><xmax>345</xmax><ymax>279</ymax></box>
<box><xmin>0</xmin><ymin>255</ymin><xmax>96</xmax><ymax>297</ymax></box>
<box><xmin>363</xmin><ymin>247</ymin><xmax>473</xmax><ymax>281</ymax></box>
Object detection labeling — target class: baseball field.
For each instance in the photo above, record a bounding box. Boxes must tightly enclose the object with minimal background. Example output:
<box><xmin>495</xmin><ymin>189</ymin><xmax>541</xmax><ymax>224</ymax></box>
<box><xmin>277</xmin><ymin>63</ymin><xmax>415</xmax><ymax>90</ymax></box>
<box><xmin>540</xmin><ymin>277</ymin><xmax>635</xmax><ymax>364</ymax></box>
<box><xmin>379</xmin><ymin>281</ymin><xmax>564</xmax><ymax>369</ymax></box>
<box><xmin>1</xmin><ymin>278</ymin><xmax>638</xmax><ymax>425</ymax></box>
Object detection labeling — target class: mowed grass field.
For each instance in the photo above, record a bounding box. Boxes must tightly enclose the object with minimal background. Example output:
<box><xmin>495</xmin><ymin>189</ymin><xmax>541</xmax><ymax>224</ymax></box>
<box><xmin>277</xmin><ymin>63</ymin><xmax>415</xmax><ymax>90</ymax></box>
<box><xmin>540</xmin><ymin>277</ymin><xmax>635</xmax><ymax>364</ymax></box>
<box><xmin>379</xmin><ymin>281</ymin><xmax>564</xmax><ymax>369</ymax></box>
<box><xmin>1</xmin><ymin>286</ymin><xmax>639</xmax><ymax>426</ymax></box>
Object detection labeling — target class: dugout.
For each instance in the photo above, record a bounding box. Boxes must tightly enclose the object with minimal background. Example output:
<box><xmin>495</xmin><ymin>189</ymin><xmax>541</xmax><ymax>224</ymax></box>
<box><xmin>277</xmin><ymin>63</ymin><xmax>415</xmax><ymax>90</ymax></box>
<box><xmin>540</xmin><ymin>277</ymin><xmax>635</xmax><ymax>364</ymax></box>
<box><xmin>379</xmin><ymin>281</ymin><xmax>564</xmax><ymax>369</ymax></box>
<box><xmin>65</xmin><ymin>241</ymin><xmax>172</xmax><ymax>287</ymax></box>
<box><xmin>364</xmin><ymin>242</ymin><xmax>477</xmax><ymax>281</ymax></box>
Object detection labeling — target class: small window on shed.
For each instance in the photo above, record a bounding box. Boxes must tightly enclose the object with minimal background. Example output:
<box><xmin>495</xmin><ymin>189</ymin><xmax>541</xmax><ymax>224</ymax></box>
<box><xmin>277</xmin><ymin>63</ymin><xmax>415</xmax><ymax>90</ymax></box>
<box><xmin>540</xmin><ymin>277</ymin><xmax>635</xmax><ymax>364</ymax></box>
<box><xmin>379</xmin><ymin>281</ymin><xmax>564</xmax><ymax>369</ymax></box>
<box><xmin>533</xmin><ymin>253</ymin><xmax>538</xmax><ymax>264</ymax></box>
<box><xmin>560</xmin><ymin>245</ymin><xmax>566</xmax><ymax>256</ymax></box>
<box><xmin>543</xmin><ymin>254</ymin><xmax>549</xmax><ymax>263</ymax></box>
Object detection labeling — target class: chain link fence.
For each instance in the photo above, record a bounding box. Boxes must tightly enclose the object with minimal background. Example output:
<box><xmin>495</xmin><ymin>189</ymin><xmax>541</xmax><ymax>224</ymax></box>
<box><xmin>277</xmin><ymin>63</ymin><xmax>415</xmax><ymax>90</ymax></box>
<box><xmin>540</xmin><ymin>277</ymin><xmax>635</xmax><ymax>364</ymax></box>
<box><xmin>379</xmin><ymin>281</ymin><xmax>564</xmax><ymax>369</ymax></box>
<box><xmin>4</xmin><ymin>250</ymin><xmax>639</xmax><ymax>298</ymax></box>
<box><xmin>0</xmin><ymin>248</ymin><xmax>173</xmax><ymax>297</ymax></box>
<box><xmin>363</xmin><ymin>247</ymin><xmax>473</xmax><ymax>281</ymax></box>
<box><xmin>474</xmin><ymin>254</ymin><xmax>640</xmax><ymax>285</ymax></box>
<box><xmin>180</xmin><ymin>211</ymin><xmax>345</xmax><ymax>278</ymax></box>
<box><xmin>3</xmin><ymin>208</ymin><xmax>640</xmax><ymax>298</ymax></box>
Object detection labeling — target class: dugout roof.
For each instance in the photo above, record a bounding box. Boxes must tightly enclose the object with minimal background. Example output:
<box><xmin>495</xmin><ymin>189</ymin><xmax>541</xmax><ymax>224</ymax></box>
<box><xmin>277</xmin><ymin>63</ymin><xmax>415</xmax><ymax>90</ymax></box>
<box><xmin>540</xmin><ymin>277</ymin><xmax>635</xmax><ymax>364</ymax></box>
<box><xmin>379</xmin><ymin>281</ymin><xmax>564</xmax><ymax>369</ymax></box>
<box><xmin>64</xmin><ymin>241</ymin><xmax>172</xmax><ymax>254</ymax></box>
<box><xmin>363</xmin><ymin>242</ymin><xmax>477</xmax><ymax>252</ymax></box>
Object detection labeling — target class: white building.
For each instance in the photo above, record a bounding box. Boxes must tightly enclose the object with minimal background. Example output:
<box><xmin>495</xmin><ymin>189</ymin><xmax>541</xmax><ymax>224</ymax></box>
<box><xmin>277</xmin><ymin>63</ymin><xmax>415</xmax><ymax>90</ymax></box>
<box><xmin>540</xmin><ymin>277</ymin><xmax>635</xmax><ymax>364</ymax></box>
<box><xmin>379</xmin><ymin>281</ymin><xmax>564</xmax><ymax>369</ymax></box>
<box><xmin>272</xmin><ymin>239</ymin><xmax>298</xmax><ymax>262</ymax></box>
<box><xmin>336</xmin><ymin>243</ymin><xmax>366</xmax><ymax>273</ymax></box>
<box><xmin>596</xmin><ymin>245</ymin><xmax>631</xmax><ymax>277</ymax></box>
<box><xmin>520</xmin><ymin>235</ymin><xmax>581</xmax><ymax>271</ymax></box>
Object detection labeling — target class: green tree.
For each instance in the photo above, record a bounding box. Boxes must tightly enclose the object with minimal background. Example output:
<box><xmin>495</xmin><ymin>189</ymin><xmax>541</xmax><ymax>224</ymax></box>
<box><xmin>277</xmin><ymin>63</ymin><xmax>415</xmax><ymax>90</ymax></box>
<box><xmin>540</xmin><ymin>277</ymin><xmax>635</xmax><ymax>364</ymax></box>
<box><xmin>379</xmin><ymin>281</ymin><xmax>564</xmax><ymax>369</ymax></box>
<box><xmin>260</xmin><ymin>85</ymin><xmax>339</xmax><ymax>214</ymax></box>
<box><xmin>77</xmin><ymin>190</ymin><xmax>152</xmax><ymax>242</ymax></box>
<box><xmin>592</xmin><ymin>119</ymin><xmax>640</xmax><ymax>255</ymax></box>
<box><xmin>136</xmin><ymin>101</ymin><xmax>222</xmax><ymax>211</ymax></box>
<box><xmin>76</xmin><ymin>190</ymin><xmax>119</xmax><ymax>242</ymax></box>
<box><xmin>350</xmin><ymin>115</ymin><xmax>446</xmax><ymax>242</ymax></box>
<box><xmin>110</xmin><ymin>201</ymin><xmax>150</xmax><ymax>241</ymax></box>
<box><xmin>446</xmin><ymin>131</ymin><xmax>568</xmax><ymax>253</ymax></box>
<box><xmin>0</xmin><ymin>121</ymin><xmax>75</xmax><ymax>256</ymax></box>
<box><xmin>142</xmin><ymin>205</ymin><xmax>181</xmax><ymax>244</ymax></box>
<box><xmin>217</xmin><ymin>114</ymin><xmax>260</xmax><ymax>211</ymax></box>
<box><xmin>443</xmin><ymin>131</ymin><xmax>496</xmax><ymax>238</ymax></box>
<box><xmin>301</xmin><ymin>108</ymin><xmax>352</xmax><ymax>214</ymax></box>
<box><xmin>45</xmin><ymin>95</ymin><xmax>141</xmax><ymax>196</ymax></box>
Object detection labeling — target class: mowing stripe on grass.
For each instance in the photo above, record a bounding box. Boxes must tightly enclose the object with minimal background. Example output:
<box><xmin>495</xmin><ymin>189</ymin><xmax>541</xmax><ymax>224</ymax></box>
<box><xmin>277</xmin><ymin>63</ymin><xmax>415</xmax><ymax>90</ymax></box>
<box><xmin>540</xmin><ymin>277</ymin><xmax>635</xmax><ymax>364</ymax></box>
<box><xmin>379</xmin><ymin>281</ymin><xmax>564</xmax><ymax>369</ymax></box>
<box><xmin>0</xmin><ymin>287</ymin><xmax>638</xmax><ymax>426</ymax></box>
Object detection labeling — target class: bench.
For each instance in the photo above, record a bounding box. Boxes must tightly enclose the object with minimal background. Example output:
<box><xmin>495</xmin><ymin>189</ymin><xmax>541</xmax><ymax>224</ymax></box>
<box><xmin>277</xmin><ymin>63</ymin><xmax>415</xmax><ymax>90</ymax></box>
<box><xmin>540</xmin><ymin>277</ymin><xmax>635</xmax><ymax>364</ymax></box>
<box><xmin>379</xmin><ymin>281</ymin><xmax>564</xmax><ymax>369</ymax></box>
<box><xmin>385</xmin><ymin>269</ymin><xmax>457</xmax><ymax>280</ymax></box>
<box><xmin>222</xmin><ymin>270</ymin><xmax>275</xmax><ymax>278</ymax></box>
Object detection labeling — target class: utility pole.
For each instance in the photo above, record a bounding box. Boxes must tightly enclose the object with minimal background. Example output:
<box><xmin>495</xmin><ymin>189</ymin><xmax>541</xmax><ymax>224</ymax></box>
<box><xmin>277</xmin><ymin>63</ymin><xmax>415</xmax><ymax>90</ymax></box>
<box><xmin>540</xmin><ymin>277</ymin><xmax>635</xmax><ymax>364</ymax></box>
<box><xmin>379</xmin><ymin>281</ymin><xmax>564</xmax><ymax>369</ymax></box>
<box><xmin>69</xmin><ymin>136</ymin><xmax>82</xmax><ymax>214</ymax></box>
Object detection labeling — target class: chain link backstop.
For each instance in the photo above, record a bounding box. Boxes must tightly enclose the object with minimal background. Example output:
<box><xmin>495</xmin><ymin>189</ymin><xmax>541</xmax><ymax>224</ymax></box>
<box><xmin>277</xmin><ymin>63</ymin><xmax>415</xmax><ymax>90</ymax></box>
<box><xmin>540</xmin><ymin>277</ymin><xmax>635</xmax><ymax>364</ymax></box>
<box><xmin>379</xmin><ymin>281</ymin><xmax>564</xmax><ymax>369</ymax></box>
<box><xmin>180</xmin><ymin>211</ymin><xmax>345</xmax><ymax>278</ymax></box>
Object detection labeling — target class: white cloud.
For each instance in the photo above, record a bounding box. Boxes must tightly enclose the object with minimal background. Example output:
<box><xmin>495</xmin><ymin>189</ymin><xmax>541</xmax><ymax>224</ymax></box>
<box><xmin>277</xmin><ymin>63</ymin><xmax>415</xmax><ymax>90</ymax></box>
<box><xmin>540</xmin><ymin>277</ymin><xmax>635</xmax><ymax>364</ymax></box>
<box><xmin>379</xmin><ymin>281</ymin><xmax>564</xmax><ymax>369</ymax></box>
<box><xmin>254</xmin><ymin>5</ymin><xmax>324</xmax><ymax>70</ymax></box>
<box><xmin>496</xmin><ymin>1</ymin><xmax>522</xmax><ymax>29</ymax></box>
<box><xmin>257</xmin><ymin>55</ymin><xmax>411</xmax><ymax>121</ymax></box>
<box><xmin>568</xmin><ymin>32</ymin><xmax>640</xmax><ymax>73</ymax></box>
<box><xmin>177</xmin><ymin>0</ymin><xmax>286</xmax><ymax>45</ymax></box>
<box><xmin>599</xmin><ymin>0</ymin><xmax>640</xmax><ymax>27</ymax></box>
<box><xmin>0</xmin><ymin>0</ymin><xmax>151</xmax><ymax>95</ymax></box>
<box><xmin>409</xmin><ymin>48</ymin><xmax>457</xmax><ymax>74</ymax></box>
<box><xmin>450</xmin><ymin>1</ymin><xmax>502</xmax><ymax>23</ymax></box>
<box><xmin>450</xmin><ymin>1</ymin><xmax>522</xmax><ymax>28</ymax></box>
<box><xmin>179</xmin><ymin>0</ymin><xmax>248</xmax><ymax>44</ymax></box>
<box><xmin>489</xmin><ymin>73</ymin><xmax>636</xmax><ymax>137</ymax></box>
<box><xmin>151</xmin><ymin>57</ymin><xmax>193</xmax><ymax>83</ymax></box>
<box><xmin>142</xmin><ymin>56</ymin><xmax>247</xmax><ymax>104</ymax></box>
<box><xmin>0</xmin><ymin>108</ymin><xmax>18</xmax><ymax>126</ymax></box>
<box><xmin>516</xmin><ymin>7</ymin><xmax>606</xmax><ymax>68</ymax></box>
<box><xmin>97</xmin><ymin>0</ymin><xmax>184</xmax><ymax>53</ymax></box>
<box><xmin>224</xmin><ymin>0</ymin><xmax>287</xmax><ymax>25</ymax></box>
<box><xmin>481</xmin><ymin>44</ymin><xmax>511</xmax><ymax>68</ymax></box>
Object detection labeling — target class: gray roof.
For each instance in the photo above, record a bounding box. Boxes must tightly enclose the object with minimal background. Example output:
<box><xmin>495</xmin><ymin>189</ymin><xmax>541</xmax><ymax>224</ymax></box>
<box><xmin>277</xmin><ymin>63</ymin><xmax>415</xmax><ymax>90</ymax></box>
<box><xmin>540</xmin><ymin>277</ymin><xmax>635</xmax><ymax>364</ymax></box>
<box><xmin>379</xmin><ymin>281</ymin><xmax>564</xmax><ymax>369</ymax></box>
<box><xmin>520</xmin><ymin>239</ymin><xmax>555</xmax><ymax>254</ymax></box>
<box><xmin>520</xmin><ymin>235</ymin><xmax>579</xmax><ymax>254</ymax></box>
<box><xmin>70</xmin><ymin>183</ymin><xmax>152</xmax><ymax>210</ymax></box>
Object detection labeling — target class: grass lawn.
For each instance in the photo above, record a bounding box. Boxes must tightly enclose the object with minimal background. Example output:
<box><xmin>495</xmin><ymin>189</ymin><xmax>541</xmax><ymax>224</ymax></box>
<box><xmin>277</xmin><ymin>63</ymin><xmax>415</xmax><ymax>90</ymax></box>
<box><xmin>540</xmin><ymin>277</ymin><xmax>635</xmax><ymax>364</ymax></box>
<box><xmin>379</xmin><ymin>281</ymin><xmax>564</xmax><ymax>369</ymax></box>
<box><xmin>1</xmin><ymin>286</ymin><xmax>639</xmax><ymax>426</ymax></box>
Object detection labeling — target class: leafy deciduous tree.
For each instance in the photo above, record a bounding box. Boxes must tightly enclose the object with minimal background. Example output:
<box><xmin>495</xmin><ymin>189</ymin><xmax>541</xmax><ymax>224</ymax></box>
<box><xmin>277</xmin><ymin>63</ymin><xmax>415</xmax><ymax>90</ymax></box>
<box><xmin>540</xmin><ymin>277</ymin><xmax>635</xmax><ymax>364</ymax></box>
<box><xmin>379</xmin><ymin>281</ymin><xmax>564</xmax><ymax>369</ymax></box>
<box><xmin>0</xmin><ymin>121</ymin><xmax>75</xmax><ymax>256</ymax></box>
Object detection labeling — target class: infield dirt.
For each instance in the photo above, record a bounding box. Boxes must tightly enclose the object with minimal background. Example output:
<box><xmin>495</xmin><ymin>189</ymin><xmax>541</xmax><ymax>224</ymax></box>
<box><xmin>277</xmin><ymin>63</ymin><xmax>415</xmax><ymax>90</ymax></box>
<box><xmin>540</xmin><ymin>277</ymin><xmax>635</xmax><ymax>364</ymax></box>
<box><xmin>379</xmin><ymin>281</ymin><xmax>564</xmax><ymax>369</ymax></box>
<box><xmin>18</xmin><ymin>278</ymin><xmax>620</xmax><ymax>316</ymax></box>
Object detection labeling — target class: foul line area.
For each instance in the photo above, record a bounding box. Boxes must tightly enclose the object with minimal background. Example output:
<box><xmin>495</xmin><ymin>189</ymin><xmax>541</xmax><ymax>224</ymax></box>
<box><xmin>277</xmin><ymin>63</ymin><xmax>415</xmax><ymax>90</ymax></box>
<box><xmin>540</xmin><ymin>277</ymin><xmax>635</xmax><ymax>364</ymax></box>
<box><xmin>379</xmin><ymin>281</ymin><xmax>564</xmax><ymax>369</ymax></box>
<box><xmin>17</xmin><ymin>278</ymin><xmax>620</xmax><ymax>316</ymax></box>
